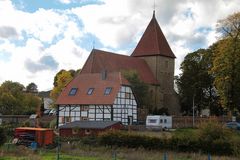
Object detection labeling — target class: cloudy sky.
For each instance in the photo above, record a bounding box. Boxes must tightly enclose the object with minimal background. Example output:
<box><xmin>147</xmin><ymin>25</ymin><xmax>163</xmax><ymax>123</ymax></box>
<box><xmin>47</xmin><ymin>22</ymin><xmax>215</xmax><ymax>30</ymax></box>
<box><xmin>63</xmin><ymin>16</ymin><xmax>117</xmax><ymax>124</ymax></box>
<box><xmin>0</xmin><ymin>0</ymin><xmax>240</xmax><ymax>91</ymax></box>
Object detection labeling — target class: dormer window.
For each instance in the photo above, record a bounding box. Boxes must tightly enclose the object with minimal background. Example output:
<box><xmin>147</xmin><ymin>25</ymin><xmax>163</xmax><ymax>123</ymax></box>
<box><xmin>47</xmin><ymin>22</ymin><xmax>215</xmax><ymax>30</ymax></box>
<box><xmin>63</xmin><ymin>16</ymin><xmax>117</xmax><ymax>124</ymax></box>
<box><xmin>104</xmin><ymin>87</ymin><xmax>112</xmax><ymax>95</ymax></box>
<box><xmin>87</xmin><ymin>88</ymin><xmax>94</xmax><ymax>95</ymax></box>
<box><xmin>69</xmin><ymin>88</ymin><xmax>78</xmax><ymax>96</ymax></box>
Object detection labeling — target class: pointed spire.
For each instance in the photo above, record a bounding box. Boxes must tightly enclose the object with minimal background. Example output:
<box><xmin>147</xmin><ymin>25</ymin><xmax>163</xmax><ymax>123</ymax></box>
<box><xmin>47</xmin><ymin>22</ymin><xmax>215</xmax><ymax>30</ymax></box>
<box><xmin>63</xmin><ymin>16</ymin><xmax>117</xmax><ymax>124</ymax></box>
<box><xmin>153</xmin><ymin>0</ymin><xmax>155</xmax><ymax>17</ymax></box>
<box><xmin>131</xmin><ymin>12</ymin><xmax>176</xmax><ymax>58</ymax></box>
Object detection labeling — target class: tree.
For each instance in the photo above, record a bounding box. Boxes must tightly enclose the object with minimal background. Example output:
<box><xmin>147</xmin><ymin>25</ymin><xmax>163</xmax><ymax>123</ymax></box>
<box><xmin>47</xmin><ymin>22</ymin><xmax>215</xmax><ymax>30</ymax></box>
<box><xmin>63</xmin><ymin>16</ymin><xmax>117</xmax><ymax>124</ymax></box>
<box><xmin>0</xmin><ymin>81</ymin><xmax>40</xmax><ymax>115</ymax></box>
<box><xmin>212</xmin><ymin>12</ymin><xmax>240</xmax><ymax>112</ymax></box>
<box><xmin>0</xmin><ymin>81</ymin><xmax>25</xmax><ymax>114</ymax></box>
<box><xmin>53</xmin><ymin>69</ymin><xmax>80</xmax><ymax>87</ymax></box>
<box><xmin>217</xmin><ymin>12</ymin><xmax>240</xmax><ymax>39</ymax></box>
<box><xmin>0</xmin><ymin>92</ymin><xmax>18</xmax><ymax>114</ymax></box>
<box><xmin>26</xmin><ymin>82</ymin><xmax>38</xmax><ymax>93</ymax></box>
<box><xmin>50</xmin><ymin>70</ymin><xmax>75</xmax><ymax>101</ymax></box>
<box><xmin>176</xmin><ymin>49</ymin><xmax>221</xmax><ymax>115</ymax></box>
<box><xmin>211</xmin><ymin>38</ymin><xmax>240</xmax><ymax>112</ymax></box>
<box><xmin>22</xmin><ymin>93</ymin><xmax>41</xmax><ymax>115</ymax></box>
<box><xmin>122</xmin><ymin>70</ymin><xmax>150</xmax><ymax>108</ymax></box>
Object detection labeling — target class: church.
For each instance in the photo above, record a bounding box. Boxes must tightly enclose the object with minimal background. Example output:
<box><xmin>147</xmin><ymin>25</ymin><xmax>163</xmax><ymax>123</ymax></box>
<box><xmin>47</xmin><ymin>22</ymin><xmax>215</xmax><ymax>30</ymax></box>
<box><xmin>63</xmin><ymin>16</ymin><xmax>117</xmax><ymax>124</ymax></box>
<box><xmin>56</xmin><ymin>11</ymin><xmax>180</xmax><ymax>126</ymax></box>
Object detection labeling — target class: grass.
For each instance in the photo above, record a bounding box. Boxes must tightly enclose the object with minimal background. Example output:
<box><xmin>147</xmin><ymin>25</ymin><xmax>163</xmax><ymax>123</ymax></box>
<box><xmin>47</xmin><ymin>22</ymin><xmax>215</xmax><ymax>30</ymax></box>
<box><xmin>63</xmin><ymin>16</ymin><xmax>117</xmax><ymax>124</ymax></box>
<box><xmin>0</xmin><ymin>154</ymin><xmax>101</xmax><ymax>160</ymax></box>
<box><xmin>1</xmin><ymin>142</ymin><xmax>240</xmax><ymax>160</ymax></box>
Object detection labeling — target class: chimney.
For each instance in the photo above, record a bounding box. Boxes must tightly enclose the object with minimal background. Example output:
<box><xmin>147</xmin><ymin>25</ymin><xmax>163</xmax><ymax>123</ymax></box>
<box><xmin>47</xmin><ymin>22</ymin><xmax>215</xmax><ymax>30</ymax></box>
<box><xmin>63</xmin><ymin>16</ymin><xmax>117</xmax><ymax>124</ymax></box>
<box><xmin>101</xmin><ymin>70</ymin><xmax>107</xmax><ymax>80</ymax></box>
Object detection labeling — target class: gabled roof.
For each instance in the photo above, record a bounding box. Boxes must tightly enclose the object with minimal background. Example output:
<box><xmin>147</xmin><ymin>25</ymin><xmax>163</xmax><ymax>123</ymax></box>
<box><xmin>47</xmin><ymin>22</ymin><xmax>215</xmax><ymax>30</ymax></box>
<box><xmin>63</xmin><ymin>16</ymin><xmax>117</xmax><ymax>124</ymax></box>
<box><xmin>59</xmin><ymin>121</ymin><xmax>121</xmax><ymax>129</ymax></box>
<box><xmin>131</xmin><ymin>12</ymin><xmax>176</xmax><ymax>58</ymax></box>
<box><xmin>81</xmin><ymin>49</ymin><xmax>158</xmax><ymax>84</ymax></box>
<box><xmin>56</xmin><ymin>72</ymin><xmax>128</xmax><ymax>105</ymax></box>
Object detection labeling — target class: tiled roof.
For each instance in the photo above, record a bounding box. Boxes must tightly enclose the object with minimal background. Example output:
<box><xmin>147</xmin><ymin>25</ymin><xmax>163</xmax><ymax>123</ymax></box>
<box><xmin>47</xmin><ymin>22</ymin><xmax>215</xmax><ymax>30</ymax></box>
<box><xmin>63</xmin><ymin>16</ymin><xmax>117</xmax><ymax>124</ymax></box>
<box><xmin>81</xmin><ymin>49</ymin><xmax>158</xmax><ymax>84</ymax></box>
<box><xmin>59</xmin><ymin>121</ymin><xmax>121</xmax><ymax>129</ymax></box>
<box><xmin>56</xmin><ymin>72</ymin><xmax>128</xmax><ymax>105</ymax></box>
<box><xmin>131</xmin><ymin>12</ymin><xmax>176</xmax><ymax>58</ymax></box>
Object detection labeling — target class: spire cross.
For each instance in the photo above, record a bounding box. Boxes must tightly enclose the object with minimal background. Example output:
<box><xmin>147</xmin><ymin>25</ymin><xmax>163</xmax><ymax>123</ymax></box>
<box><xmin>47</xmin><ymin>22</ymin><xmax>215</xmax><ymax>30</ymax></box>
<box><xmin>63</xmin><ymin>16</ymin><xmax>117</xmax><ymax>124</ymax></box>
<box><xmin>92</xmin><ymin>40</ymin><xmax>95</xmax><ymax>49</ymax></box>
<box><xmin>154</xmin><ymin>0</ymin><xmax>155</xmax><ymax>12</ymax></box>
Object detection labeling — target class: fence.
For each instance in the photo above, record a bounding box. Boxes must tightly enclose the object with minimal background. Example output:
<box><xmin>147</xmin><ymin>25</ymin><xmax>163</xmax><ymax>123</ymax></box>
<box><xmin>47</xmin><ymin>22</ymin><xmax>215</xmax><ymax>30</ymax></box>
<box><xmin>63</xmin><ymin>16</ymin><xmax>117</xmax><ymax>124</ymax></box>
<box><xmin>125</xmin><ymin>116</ymin><xmax>231</xmax><ymax>130</ymax></box>
<box><xmin>172</xmin><ymin>116</ymin><xmax>231</xmax><ymax>128</ymax></box>
<box><xmin>0</xmin><ymin>115</ymin><xmax>29</xmax><ymax>125</ymax></box>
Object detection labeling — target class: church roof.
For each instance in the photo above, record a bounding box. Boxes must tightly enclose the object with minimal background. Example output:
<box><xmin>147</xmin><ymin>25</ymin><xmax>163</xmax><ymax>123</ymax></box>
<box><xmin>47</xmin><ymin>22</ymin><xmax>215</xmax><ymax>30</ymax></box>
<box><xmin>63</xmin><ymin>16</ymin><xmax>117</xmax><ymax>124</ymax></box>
<box><xmin>56</xmin><ymin>72</ymin><xmax>128</xmax><ymax>105</ymax></box>
<box><xmin>81</xmin><ymin>49</ymin><xmax>158</xmax><ymax>84</ymax></box>
<box><xmin>131</xmin><ymin>12</ymin><xmax>176</xmax><ymax>58</ymax></box>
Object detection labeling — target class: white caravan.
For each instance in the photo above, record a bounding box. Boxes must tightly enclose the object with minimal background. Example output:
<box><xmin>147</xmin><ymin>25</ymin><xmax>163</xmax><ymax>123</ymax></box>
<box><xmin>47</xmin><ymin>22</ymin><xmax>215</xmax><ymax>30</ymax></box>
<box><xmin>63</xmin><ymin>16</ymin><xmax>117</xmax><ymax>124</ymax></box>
<box><xmin>146</xmin><ymin>115</ymin><xmax>172</xmax><ymax>130</ymax></box>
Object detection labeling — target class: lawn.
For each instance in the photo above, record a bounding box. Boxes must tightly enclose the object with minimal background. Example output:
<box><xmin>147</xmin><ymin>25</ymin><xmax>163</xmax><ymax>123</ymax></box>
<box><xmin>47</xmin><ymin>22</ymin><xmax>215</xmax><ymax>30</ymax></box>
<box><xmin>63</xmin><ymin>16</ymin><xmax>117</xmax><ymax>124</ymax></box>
<box><xmin>1</xmin><ymin>144</ymin><xmax>239</xmax><ymax>160</ymax></box>
<box><xmin>0</xmin><ymin>154</ymin><xmax>101</xmax><ymax>160</ymax></box>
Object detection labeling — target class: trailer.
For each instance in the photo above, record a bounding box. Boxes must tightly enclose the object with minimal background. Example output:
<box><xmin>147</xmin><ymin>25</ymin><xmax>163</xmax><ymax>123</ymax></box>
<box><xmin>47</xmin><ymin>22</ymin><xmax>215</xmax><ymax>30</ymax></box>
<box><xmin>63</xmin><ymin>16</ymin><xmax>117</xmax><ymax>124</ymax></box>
<box><xmin>14</xmin><ymin>127</ymin><xmax>54</xmax><ymax>147</ymax></box>
<box><xmin>146</xmin><ymin>115</ymin><xmax>172</xmax><ymax>130</ymax></box>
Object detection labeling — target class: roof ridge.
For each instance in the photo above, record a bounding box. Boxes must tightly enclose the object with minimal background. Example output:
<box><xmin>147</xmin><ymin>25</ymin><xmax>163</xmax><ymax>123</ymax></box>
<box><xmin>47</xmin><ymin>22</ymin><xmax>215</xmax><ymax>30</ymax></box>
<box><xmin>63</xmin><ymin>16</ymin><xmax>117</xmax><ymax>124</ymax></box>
<box><xmin>93</xmin><ymin>49</ymin><xmax>132</xmax><ymax>58</ymax></box>
<box><xmin>153</xmin><ymin>15</ymin><xmax>160</xmax><ymax>55</ymax></box>
<box><xmin>91</xmin><ymin>50</ymin><xmax>96</xmax><ymax>72</ymax></box>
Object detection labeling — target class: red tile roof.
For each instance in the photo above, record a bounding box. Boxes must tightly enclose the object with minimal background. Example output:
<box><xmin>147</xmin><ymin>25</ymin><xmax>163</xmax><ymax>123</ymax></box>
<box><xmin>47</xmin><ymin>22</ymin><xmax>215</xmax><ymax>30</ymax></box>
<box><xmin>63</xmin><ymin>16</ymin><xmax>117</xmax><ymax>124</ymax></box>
<box><xmin>81</xmin><ymin>49</ymin><xmax>158</xmax><ymax>84</ymax></box>
<box><xmin>56</xmin><ymin>72</ymin><xmax>128</xmax><ymax>105</ymax></box>
<box><xmin>131</xmin><ymin>12</ymin><xmax>176</xmax><ymax>58</ymax></box>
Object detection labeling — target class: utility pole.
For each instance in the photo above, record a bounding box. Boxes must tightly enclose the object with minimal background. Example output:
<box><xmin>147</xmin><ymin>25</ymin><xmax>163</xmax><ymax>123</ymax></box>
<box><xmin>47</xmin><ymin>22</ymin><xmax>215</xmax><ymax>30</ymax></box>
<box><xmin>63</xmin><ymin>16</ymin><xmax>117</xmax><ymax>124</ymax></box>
<box><xmin>56</xmin><ymin>105</ymin><xmax>60</xmax><ymax>160</ymax></box>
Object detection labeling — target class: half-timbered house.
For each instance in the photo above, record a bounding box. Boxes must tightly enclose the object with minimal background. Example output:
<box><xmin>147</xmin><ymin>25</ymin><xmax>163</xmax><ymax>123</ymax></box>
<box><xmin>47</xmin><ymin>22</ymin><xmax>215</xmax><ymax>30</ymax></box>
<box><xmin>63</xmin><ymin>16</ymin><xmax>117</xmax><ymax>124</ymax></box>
<box><xmin>56</xmin><ymin>72</ymin><xmax>137</xmax><ymax>126</ymax></box>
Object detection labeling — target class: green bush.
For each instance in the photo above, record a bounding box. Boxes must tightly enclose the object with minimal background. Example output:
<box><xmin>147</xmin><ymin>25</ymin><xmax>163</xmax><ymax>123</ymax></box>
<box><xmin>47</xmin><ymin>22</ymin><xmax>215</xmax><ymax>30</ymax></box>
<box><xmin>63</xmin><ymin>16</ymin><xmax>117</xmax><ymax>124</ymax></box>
<box><xmin>0</xmin><ymin>127</ymin><xmax>7</xmax><ymax>146</ymax></box>
<box><xmin>197</xmin><ymin>122</ymin><xmax>233</xmax><ymax>155</ymax></box>
<box><xmin>0</xmin><ymin>123</ymin><xmax>17</xmax><ymax>138</ymax></box>
<box><xmin>99</xmin><ymin>131</ymin><xmax>169</xmax><ymax>150</ymax></box>
<box><xmin>169</xmin><ymin>135</ymin><xmax>199</xmax><ymax>152</ymax></box>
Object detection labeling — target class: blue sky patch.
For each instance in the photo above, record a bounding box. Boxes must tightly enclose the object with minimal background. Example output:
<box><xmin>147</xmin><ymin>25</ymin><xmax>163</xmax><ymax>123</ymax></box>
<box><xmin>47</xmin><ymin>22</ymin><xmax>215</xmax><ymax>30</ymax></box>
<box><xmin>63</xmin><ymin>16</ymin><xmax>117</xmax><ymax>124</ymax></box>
<box><xmin>77</xmin><ymin>32</ymin><xmax>103</xmax><ymax>51</ymax></box>
<box><xmin>196</xmin><ymin>27</ymin><xmax>213</xmax><ymax>34</ymax></box>
<box><xmin>12</xmin><ymin>0</ymin><xmax>104</xmax><ymax>13</ymax></box>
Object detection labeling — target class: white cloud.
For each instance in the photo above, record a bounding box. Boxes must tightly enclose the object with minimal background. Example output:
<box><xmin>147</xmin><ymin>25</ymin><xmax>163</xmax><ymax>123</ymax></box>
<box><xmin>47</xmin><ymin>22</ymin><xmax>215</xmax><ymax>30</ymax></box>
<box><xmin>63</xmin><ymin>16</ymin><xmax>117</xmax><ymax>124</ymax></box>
<box><xmin>0</xmin><ymin>1</ymin><xmax>86</xmax><ymax>90</ymax></box>
<box><xmin>0</xmin><ymin>0</ymin><xmax>240</xmax><ymax>91</ymax></box>
<box><xmin>71</xmin><ymin>0</ymin><xmax>149</xmax><ymax>48</ymax></box>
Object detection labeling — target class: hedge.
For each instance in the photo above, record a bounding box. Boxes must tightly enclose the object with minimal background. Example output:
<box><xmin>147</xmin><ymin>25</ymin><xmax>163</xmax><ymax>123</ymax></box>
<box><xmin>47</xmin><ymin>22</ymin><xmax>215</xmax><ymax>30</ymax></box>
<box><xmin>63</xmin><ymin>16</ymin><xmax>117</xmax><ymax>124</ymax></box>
<box><xmin>98</xmin><ymin>123</ymin><xmax>240</xmax><ymax>156</ymax></box>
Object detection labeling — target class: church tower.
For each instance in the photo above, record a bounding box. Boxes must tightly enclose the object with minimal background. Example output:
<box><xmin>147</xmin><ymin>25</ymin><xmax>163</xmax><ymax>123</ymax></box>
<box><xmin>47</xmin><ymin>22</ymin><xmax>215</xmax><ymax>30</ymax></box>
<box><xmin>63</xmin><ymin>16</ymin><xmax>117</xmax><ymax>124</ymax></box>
<box><xmin>131</xmin><ymin>11</ymin><xmax>180</xmax><ymax>115</ymax></box>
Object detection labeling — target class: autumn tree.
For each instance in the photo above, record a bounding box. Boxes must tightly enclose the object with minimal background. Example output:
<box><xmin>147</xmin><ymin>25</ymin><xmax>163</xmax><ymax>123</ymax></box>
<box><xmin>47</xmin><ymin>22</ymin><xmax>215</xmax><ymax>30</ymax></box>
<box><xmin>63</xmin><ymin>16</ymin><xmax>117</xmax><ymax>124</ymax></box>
<box><xmin>211</xmin><ymin>12</ymin><xmax>240</xmax><ymax>112</ymax></box>
<box><xmin>50</xmin><ymin>70</ymin><xmax>77</xmax><ymax>101</ymax></box>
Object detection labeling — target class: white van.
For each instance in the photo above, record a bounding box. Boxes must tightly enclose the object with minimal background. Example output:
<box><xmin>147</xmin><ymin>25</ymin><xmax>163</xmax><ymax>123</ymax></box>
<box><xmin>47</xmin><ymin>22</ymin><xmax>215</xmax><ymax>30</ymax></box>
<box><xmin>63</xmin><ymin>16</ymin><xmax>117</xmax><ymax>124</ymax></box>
<box><xmin>146</xmin><ymin>115</ymin><xmax>172</xmax><ymax>130</ymax></box>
